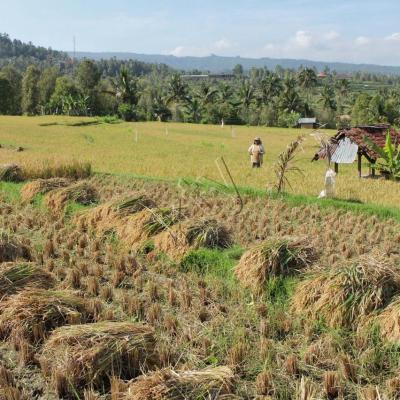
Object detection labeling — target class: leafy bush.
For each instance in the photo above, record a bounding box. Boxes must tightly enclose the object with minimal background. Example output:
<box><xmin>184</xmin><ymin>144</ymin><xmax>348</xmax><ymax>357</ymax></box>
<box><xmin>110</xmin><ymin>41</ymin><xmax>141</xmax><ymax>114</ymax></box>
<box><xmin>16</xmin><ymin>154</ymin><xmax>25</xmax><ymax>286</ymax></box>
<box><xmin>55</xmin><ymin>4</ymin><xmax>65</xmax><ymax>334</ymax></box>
<box><xmin>118</xmin><ymin>103</ymin><xmax>136</xmax><ymax>122</ymax></box>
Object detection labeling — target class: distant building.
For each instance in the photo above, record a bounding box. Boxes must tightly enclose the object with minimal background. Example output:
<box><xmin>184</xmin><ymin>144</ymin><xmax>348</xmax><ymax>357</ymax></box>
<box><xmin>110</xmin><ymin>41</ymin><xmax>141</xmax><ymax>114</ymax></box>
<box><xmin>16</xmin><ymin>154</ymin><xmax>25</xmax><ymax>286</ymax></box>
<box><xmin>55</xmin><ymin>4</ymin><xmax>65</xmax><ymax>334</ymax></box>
<box><xmin>181</xmin><ymin>74</ymin><xmax>235</xmax><ymax>81</ymax></box>
<box><xmin>298</xmin><ymin>117</ymin><xmax>318</xmax><ymax>129</ymax></box>
<box><xmin>318</xmin><ymin>72</ymin><xmax>328</xmax><ymax>78</ymax></box>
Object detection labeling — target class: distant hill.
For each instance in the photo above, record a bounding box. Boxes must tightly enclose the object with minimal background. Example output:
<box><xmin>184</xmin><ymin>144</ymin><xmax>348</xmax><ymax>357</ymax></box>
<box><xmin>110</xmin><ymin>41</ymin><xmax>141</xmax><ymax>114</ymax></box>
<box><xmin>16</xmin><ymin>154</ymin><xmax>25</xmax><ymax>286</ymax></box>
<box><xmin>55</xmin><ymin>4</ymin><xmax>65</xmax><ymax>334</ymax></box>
<box><xmin>72</xmin><ymin>52</ymin><xmax>400</xmax><ymax>75</ymax></box>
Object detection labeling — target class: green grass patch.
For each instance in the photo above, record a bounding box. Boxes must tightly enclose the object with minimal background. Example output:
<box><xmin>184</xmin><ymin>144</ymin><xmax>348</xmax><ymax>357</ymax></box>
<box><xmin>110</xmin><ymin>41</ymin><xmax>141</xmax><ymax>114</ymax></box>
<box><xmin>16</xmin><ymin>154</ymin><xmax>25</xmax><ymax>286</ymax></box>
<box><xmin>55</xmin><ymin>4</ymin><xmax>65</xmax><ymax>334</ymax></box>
<box><xmin>0</xmin><ymin>181</ymin><xmax>23</xmax><ymax>202</ymax></box>
<box><xmin>179</xmin><ymin>246</ymin><xmax>244</xmax><ymax>279</ymax></box>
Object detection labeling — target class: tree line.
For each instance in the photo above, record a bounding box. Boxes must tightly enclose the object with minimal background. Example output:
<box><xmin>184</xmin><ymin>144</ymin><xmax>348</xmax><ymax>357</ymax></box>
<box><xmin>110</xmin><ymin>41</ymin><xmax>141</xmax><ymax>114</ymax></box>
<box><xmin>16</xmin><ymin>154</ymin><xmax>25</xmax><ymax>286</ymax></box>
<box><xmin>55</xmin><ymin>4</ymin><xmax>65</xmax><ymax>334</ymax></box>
<box><xmin>2</xmin><ymin>33</ymin><xmax>400</xmax><ymax>127</ymax></box>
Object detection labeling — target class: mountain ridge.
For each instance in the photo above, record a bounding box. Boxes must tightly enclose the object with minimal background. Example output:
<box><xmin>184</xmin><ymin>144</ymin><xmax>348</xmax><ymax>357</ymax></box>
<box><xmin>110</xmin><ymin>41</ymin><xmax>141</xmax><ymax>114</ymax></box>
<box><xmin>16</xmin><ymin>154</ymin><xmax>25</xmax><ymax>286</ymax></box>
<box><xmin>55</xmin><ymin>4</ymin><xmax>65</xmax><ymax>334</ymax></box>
<box><xmin>71</xmin><ymin>51</ymin><xmax>400</xmax><ymax>75</ymax></box>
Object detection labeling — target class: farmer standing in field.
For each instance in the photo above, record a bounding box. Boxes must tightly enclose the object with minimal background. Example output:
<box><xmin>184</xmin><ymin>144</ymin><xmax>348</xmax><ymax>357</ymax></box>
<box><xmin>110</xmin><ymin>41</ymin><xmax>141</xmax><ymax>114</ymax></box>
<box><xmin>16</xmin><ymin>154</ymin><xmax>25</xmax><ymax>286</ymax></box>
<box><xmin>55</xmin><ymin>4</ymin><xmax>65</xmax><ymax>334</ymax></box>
<box><xmin>248</xmin><ymin>137</ymin><xmax>265</xmax><ymax>168</ymax></box>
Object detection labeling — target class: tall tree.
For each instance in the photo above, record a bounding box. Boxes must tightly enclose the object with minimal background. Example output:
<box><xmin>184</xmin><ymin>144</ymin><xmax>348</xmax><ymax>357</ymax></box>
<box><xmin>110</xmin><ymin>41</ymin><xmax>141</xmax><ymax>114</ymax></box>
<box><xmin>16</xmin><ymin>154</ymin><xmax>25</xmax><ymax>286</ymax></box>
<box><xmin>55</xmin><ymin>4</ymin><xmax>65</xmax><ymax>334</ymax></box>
<box><xmin>21</xmin><ymin>65</ymin><xmax>40</xmax><ymax>115</ymax></box>
<box><xmin>0</xmin><ymin>66</ymin><xmax>22</xmax><ymax>114</ymax></box>
<box><xmin>76</xmin><ymin>60</ymin><xmax>101</xmax><ymax>95</ymax></box>
<box><xmin>38</xmin><ymin>67</ymin><xmax>59</xmax><ymax>110</ymax></box>
<box><xmin>0</xmin><ymin>75</ymin><xmax>13</xmax><ymax>114</ymax></box>
<box><xmin>166</xmin><ymin>73</ymin><xmax>188</xmax><ymax>104</ymax></box>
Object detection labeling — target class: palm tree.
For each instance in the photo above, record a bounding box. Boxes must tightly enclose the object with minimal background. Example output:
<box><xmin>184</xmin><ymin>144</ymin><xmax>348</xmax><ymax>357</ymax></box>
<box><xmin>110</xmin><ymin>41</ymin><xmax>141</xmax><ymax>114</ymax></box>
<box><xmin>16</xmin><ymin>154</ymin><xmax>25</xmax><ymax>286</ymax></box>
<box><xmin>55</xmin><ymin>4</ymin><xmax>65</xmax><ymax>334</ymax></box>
<box><xmin>319</xmin><ymin>85</ymin><xmax>337</xmax><ymax>113</ymax></box>
<box><xmin>238</xmin><ymin>80</ymin><xmax>255</xmax><ymax>123</ymax></box>
<box><xmin>110</xmin><ymin>67</ymin><xmax>139</xmax><ymax>105</ymax></box>
<box><xmin>258</xmin><ymin>73</ymin><xmax>282</xmax><ymax>104</ymax></box>
<box><xmin>166</xmin><ymin>74</ymin><xmax>188</xmax><ymax>105</ymax></box>
<box><xmin>297</xmin><ymin>68</ymin><xmax>317</xmax><ymax>107</ymax></box>
<box><xmin>183</xmin><ymin>97</ymin><xmax>202</xmax><ymax>123</ymax></box>
<box><xmin>196</xmin><ymin>82</ymin><xmax>217</xmax><ymax>107</ymax></box>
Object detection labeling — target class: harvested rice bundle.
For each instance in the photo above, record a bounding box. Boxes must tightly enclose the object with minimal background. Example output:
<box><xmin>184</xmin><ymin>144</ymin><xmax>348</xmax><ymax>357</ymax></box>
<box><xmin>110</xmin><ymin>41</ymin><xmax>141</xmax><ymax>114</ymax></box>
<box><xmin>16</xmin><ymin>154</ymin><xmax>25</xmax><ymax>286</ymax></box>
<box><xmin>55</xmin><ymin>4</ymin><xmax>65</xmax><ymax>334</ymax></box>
<box><xmin>77</xmin><ymin>195</ymin><xmax>155</xmax><ymax>232</ymax></box>
<box><xmin>0</xmin><ymin>289</ymin><xmax>96</xmax><ymax>358</ymax></box>
<box><xmin>0</xmin><ymin>164</ymin><xmax>22</xmax><ymax>182</ymax></box>
<box><xmin>115</xmin><ymin>366</ymin><xmax>235</xmax><ymax>400</ymax></box>
<box><xmin>0</xmin><ymin>230</ymin><xmax>32</xmax><ymax>262</ymax></box>
<box><xmin>21</xmin><ymin>178</ymin><xmax>71</xmax><ymax>202</ymax></box>
<box><xmin>154</xmin><ymin>219</ymin><xmax>232</xmax><ymax>261</ymax></box>
<box><xmin>39</xmin><ymin>322</ymin><xmax>157</xmax><ymax>398</ymax></box>
<box><xmin>369</xmin><ymin>297</ymin><xmax>400</xmax><ymax>343</ymax></box>
<box><xmin>292</xmin><ymin>254</ymin><xmax>400</xmax><ymax>329</ymax></box>
<box><xmin>117</xmin><ymin>208</ymin><xmax>184</xmax><ymax>248</ymax></box>
<box><xmin>0</xmin><ymin>263</ymin><xmax>55</xmax><ymax>298</ymax></box>
<box><xmin>45</xmin><ymin>182</ymin><xmax>98</xmax><ymax>213</ymax></box>
<box><xmin>235</xmin><ymin>237</ymin><xmax>317</xmax><ymax>294</ymax></box>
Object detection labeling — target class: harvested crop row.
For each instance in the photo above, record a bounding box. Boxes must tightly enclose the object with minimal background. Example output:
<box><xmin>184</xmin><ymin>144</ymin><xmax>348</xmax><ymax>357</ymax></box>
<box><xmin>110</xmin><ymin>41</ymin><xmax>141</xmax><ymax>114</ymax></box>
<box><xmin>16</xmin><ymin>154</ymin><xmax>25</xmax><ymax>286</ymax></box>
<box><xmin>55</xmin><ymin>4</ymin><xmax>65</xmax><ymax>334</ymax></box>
<box><xmin>0</xmin><ymin>289</ymin><xmax>98</xmax><ymax>365</ymax></box>
<box><xmin>0</xmin><ymin>262</ymin><xmax>55</xmax><ymax>298</ymax></box>
<box><xmin>113</xmin><ymin>366</ymin><xmax>235</xmax><ymax>400</ymax></box>
<box><xmin>234</xmin><ymin>237</ymin><xmax>317</xmax><ymax>294</ymax></box>
<box><xmin>39</xmin><ymin>322</ymin><xmax>157</xmax><ymax>398</ymax></box>
<box><xmin>21</xmin><ymin>178</ymin><xmax>71</xmax><ymax>203</ymax></box>
<box><xmin>45</xmin><ymin>181</ymin><xmax>98</xmax><ymax>213</ymax></box>
<box><xmin>153</xmin><ymin>218</ymin><xmax>232</xmax><ymax>261</ymax></box>
<box><xmin>292</xmin><ymin>254</ymin><xmax>400</xmax><ymax>329</ymax></box>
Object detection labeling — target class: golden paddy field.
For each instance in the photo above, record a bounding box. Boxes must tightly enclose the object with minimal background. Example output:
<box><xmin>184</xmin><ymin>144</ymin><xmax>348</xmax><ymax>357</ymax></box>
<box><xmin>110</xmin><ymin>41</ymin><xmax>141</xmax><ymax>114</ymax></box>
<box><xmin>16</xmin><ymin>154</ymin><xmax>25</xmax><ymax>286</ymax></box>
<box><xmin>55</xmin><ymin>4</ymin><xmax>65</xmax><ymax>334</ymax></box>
<box><xmin>0</xmin><ymin>115</ymin><xmax>398</xmax><ymax>207</ymax></box>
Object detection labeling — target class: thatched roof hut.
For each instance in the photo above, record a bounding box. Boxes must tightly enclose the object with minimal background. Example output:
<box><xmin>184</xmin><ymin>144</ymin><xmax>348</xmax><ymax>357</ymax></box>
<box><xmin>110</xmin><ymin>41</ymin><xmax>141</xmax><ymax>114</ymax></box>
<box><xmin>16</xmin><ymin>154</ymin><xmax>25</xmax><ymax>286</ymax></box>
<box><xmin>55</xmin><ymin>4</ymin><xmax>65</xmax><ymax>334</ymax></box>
<box><xmin>312</xmin><ymin>124</ymin><xmax>400</xmax><ymax>176</ymax></box>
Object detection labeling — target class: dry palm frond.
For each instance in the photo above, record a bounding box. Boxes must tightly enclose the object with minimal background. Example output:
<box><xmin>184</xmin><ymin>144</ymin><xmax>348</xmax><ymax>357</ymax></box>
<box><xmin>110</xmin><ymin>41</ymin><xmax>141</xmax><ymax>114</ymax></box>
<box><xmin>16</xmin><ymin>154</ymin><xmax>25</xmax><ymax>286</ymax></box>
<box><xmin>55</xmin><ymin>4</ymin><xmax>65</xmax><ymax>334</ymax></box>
<box><xmin>0</xmin><ymin>262</ymin><xmax>55</xmax><ymax>298</ymax></box>
<box><xmin>0</xmin><ymin>164</ymin><xmax>22</xmax><ymax>182</ymax></box>
<box><xmin>115</xmin><ymin>366</ymin><xmax>235</xmax><ymax>400</ymax></box>
<box><xmin>292</xmin><ymin>254</ymin><xmax>400</xmax><ymax>329</ymax></box>
<box><xmin>39</xmin><ymin>322</ymin><xmax>157</xmax><ymax>398</ymax></box>
<box><xmin>0</xmin><ymin>231</ymin><xmax>32</xmax><ymax>263</ymax></box>
<box><xmin>274</xmin><ymin>135</ymin><xmax>305</xmax><ymax>193</ymax></box>
<box><xmin>235</xmin><ymin>237</ymin><xmax>316</xmax><ymax>294</ymax></box>
<box><xmin>0</xmin><ymin>289</ymin><xmax>96</xmax><ymax>352</ymax></box>
<box><xmin>21</xmin><ymin>178</ymin><xmax>71</xmax><ymax>202</ymax></box>
<box><xmin>45</xmin><ymin>182</ymin><xmax>98</xmax><ymax>212</ymax></box>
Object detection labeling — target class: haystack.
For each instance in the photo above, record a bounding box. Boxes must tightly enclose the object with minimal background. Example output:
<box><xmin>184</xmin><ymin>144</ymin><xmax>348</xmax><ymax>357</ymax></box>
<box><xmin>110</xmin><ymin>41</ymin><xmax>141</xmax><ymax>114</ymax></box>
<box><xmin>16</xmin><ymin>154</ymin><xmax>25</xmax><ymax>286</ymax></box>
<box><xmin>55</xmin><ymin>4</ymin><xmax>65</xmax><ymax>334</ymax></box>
<box><xmin>153</xmin><ymin>219</ymin><xmax>232</xmax><ymax>261</ymax></box>
<box><xmin>0</xmin><ymin>262</ymin><xmax>55</xmax><ymax>298</ymax></box>
<box><xmin>0</xmin><ymin>289</ymin><xmax>96</xmax><ymax>353</ymax></box>
<box><xmin>39</xmin><ymin>322</ymin><xmax>157</xmax><ymax>398</ymax></box>
<box><xmin>77</xmin><ymin>195</ymin><xmax>155</xmax><ymax>233</ymax></box>
<box><xmin>369</xmin><ymin>297</ymin><xmax>400</xmax><ymax>343</ymax></box>
<box><xmin>0</xmin><ymin>231</ymin><xmax>32</xmax><ymax>262</ymax></box>
<box><xmin>235</xmin><ymin>237</ymin><xmax>317</xmax><ymax>294</ymax></box>
<box><xmin>114</xmin><ymin>366</ymin><xmax>235</xmax><ymax>400</ymax></box>
<box><xmin>21</xmin><ymin>178</ymin><xmax>71</xmax><ymax>202</ymax></box>
<box><xmin>116</xmin><ymin>208</ymin><xmax>184</xmax><ymax>249</ymax></box>
<box><xmin>292</xmin><ymin>254</ymin><xmax>400</xmax><ymax>329</ymax></box>
<box><xmin>0</xmin><ymin>164</ymin><xmax>22</xmax><ymax>182</ymax></box>
<box><xmin>45</xmin><ymin>182</ymin><xmax>98</xmax><ymax>213</ymax></box>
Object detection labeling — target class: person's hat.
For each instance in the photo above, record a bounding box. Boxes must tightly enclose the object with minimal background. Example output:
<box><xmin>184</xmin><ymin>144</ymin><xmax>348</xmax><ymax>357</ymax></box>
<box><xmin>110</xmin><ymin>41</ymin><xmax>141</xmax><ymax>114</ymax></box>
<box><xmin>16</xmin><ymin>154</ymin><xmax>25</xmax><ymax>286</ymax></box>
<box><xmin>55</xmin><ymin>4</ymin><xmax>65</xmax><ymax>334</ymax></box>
<box><xmin>254</xmin><ymin>137</ymin><xmax>261</xmax><ymax>141</ymax></box>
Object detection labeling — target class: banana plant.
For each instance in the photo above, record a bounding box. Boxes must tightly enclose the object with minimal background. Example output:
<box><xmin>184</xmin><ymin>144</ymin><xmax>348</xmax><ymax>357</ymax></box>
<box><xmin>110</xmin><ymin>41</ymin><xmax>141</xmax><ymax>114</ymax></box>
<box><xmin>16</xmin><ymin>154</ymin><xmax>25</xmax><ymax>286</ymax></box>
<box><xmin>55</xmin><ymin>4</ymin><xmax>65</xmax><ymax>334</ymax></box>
<box><xmin>364</xmin><ymin>131</ymin><xmax>400</xmax><ymax>179</ymax></box>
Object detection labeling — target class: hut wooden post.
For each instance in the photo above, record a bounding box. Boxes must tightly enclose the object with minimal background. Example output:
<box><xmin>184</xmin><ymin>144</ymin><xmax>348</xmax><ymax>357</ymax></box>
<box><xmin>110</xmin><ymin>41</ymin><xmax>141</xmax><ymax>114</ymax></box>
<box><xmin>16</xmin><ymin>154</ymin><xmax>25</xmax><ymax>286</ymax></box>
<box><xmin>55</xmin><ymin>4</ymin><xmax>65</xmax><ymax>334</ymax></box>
<box><xmin>371</xmin><ymin>160</ymin><xmax>376</xmax><ymax>177</ymax></box>
<box><xmin>357</xmin><ymin>153</ymin><xmax>362</xmax><ymax>178</ymax></box>
<box><xmin>334</xmin><ymin>162</ymin><xmax>339</xmax><ymax>174</ymax></box>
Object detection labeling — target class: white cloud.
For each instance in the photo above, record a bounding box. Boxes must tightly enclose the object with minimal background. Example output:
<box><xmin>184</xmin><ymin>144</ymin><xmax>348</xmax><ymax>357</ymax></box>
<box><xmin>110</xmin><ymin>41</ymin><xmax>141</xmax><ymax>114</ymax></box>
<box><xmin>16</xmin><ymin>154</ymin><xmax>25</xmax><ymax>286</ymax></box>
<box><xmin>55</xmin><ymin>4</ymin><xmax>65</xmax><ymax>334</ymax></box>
<box><xmin>324</xmin><ymin>30</ymin><xmax>340</xmax><ymax>41</ymax></box>
<box><xmin>264</xmin><ymin>43</ymin><xmax>275</xmax><ymax>51</ymax></box>
<box><xmin>293</xmin><ymin>30</ymin><xmax>313</xmax><ymax>48</ymax></box>
<box><xmin>355</xmin><ymin>36</ymin><xmax>370</xmax><ymax>46</ymax></box>
<box><xmin>169</xmin><ymin>46</ymin><xmax>185</xmax><ymax>56</ymax></box>
<box><xmin>385</xmin><ymin>32</ymin><xmax>400</xmax><ymax>41</ymax></box>
<box><xmin>213</xmin><ymin>38</ymin><xmax>232</xmax><ymax>50</ymax></box>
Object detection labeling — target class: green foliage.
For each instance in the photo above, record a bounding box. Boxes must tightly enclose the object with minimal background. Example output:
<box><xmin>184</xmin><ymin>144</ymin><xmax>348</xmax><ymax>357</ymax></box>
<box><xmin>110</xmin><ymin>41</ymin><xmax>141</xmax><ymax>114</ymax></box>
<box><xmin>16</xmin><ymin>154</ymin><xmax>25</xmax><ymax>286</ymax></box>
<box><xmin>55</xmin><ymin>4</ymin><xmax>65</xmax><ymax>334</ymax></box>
<box><xmin>180</xmin><ymin>246</ymin><xmax>243</xmax><ymax>278</ymax></box>
<box><xmin>365</xmin><ymin>131</ymin><xmax>400</xmax><ymax>179</ymax></box>
<box><xmin>21</xmin><ymin>65</ymin><xmax>40</xmax><ymax>115</ymax></box>
<box><xmin>118</xmin><ymin>103</ymin><xmax>136</xmax><ymax>121</ymax></box>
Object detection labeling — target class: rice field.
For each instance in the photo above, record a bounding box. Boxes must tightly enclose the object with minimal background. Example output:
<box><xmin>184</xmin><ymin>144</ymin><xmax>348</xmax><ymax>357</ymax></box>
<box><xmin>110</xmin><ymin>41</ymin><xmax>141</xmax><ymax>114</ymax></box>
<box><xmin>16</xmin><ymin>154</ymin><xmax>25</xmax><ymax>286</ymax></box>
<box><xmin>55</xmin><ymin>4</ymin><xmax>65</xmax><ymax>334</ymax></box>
<box><xmin>1</xmin><ymin>115</ymin><xmax>400</xmax><ymax>208</ymax></box>
<box><xmin>0</xmin><ymin>172</ymin><xmax>400</xmax><ymax>398</ymax></box>
<box><xmin>2</xmin><ymin>117</ymin><xmax>400</xmax><ymax>398</ymax></box>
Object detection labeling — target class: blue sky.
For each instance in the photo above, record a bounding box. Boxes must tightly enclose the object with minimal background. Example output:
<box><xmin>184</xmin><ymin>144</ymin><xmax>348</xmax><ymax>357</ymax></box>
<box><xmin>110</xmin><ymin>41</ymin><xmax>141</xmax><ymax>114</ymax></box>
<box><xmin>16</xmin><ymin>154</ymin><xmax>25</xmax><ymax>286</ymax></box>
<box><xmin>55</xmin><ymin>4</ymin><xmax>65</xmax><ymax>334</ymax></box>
<box><xmin>3</xmin><ymin>0</ymin><xmax>400</xmax><ymax>65</ymax></box>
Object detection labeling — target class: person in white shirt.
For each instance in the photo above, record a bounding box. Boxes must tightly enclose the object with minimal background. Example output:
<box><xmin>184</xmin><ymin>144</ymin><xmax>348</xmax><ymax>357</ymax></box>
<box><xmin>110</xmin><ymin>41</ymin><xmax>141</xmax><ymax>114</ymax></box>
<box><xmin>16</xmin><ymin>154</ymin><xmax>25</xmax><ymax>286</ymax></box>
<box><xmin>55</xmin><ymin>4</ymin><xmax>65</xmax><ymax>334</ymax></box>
<box><xmin>248</xmin><ymin>137</ymin><xmax>265</xmax><ymax>168</ymax></box>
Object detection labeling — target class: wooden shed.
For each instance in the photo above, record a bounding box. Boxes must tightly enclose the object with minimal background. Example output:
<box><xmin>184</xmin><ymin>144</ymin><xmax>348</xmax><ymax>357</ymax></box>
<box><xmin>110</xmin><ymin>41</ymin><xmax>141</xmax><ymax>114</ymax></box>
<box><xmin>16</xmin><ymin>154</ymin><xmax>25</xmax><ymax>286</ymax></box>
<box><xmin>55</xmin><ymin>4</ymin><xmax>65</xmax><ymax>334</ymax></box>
<box><xmin>312</xmin><ymin>124</ymin><xmax>400</xmax><ymax>177</ymax></box>
<box><xmin>298</xmin><ymin>117</ymin><xmax>318</xmax><ymax>129</ymax></box>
